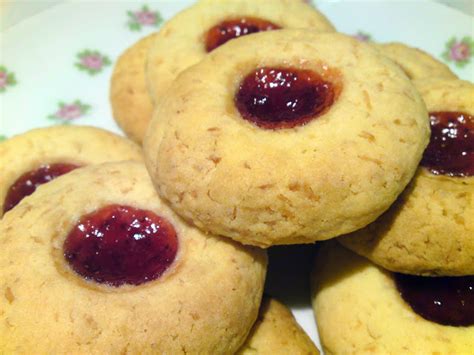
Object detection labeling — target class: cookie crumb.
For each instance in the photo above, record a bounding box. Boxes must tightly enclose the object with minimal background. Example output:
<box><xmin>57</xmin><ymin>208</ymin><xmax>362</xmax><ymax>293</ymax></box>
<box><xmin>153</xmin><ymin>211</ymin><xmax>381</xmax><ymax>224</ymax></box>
<box><xmin>4</xmin><ymin>287</ymin><xmax>15</xmax><ymax>304</ymax></box>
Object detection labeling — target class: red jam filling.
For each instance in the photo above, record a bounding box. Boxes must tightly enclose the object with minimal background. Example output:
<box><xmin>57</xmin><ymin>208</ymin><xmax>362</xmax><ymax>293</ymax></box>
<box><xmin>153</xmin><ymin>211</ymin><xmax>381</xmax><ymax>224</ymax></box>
<box><xmin>205</xmin><ymin>17</ymin><xmax>280</xmax><ymax>52</ymax></box>
<box><xmin>3</xmin><ymin>163</ymin><xmax>79</xmax><ymax>213</ymax></box>
<box><xmin>63</xmin><ymin>205</ymin><xmax>178</xmax><ymax>287</ymax></box>
<box><xmin>421</xmin><ymin>111</ymin><xmax>474</xmax><ymax>177</ymax></box>
<box><xmin>235</xmin><ymin>67</ymin><xmax>336</xmax><ymax>129</ymax></box>
<box><xmin>395</xmin><ymin>273</ymin><xmax>474</xmax><ymax>327</ymax></box>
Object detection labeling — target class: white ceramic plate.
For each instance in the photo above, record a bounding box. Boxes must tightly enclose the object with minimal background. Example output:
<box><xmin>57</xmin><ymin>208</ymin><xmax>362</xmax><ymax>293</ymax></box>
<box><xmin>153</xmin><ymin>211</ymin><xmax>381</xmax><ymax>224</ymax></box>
<box><xmin>1</xmin><ymin>0</ymin><xmax>473</xmax><ymax>350</ymax></box>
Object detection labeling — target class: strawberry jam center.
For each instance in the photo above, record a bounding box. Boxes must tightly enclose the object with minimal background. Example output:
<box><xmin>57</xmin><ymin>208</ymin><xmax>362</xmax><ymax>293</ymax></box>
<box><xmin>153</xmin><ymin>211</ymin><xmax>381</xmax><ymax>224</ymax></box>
<box><xmin>235</xmin><ymin>67</ymin><xmax>336</xmax><ymax>129</ymax></box>
<box><xmin>395</xmin><ymin>273</ymin><xmax>474</xmax><ymax>327</ymax></box>
<box><xmin>205</xmin><ymin>17</ymin><xmax>280</xmax><ymax>52</ymax></box>
<box><xmin>64</xmin><ymin>205</ymin><xmax>178</xmax><ymax>287</ymax></box>
<box><xmin>3</xmin><ymin>163</ymin><xmax>79</xmax><ymax>213</ymax></box>
<box><xmin>421</xmin><ymin>111</ymin><xmax>474</xmax><ymax>177</ymax></box>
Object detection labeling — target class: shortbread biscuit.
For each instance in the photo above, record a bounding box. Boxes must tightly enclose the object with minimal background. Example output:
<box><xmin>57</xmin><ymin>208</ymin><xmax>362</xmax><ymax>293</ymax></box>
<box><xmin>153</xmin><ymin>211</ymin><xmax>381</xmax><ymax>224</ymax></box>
<box><xmin>0</xmin><ymin>162</ymin><xmax>267</xmax><ymax>353</ymax></box>
<box><xmin>144</xmin><ymin>30</ymin><xmax>429</xmax><ymax>247</ymax></box>
<box><xmin>311</xmin><ymin>242</ymin><xmax>473</xmax><ymax>354</ymax></box>
<box><xmin>0</xmin><ymin>125</ymin><xmax>142</xmax><ymax>217</ymax></box>
<box><xmin>339</xmin><ymin>79</ymin><xmax>474</xmax><ymax>275</ymax></box>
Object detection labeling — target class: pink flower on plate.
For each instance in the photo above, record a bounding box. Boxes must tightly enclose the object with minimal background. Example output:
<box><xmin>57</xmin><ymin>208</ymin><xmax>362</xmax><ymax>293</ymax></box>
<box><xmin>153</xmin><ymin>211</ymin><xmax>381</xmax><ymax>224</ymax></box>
<box><xmin>0</xmin><ymin>66</ymin><xmax>17</xmax><ymax>93</ymax></box>
<box><xmin>442</xmin><ymin>36</ymin><xmax>474</xmax><ymax>68</ymax></box>
<box><xmin>450</xmin><ymin>42</ymin><xmax>470</xmax><ymax>61</ymax></box>
<box><xmin>57</xmin><ymin>104</ymin><xmax>82</xmax><ymax>120</ymax></box>
<box><xmin>82</xmin><ymin>55</ymin><xmax>103</xmax><ymax>69</ymax></box>
<box><xmin>75</xmin><ymin>50</ymin><xmax>111</xmax><ymax>75</ymax></box>
<box><xmin>127</xmin><ymin>5</ymin><xmax>162</xmax><ymax>31</ymax></box>
<box><xmin>0</xmin><ymin>72</ymin><xmax>6</xmax><ymax>88</ymax></box>
<box><xmin>48</xmin><ymin>100</ymin><xmax>91</xmax><ymax>123</ymax></box>
<box><xmin>135</xmin><ymin>10</ymin><xmax>156</xmax><ymax>25</ymax></box>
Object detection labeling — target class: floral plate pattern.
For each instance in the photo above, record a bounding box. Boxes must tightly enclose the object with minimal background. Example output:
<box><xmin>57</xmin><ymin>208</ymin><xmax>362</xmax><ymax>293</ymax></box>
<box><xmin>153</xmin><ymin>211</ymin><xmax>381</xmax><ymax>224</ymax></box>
<box><xmin>0</xmin><ymin>0</ymin><xmax>473</xmax><ymax>348</ymax></box>
<box><xmin>0</xmin><ymin>66</ymin><xmax>17</xmax><ymax>93</ymax></box>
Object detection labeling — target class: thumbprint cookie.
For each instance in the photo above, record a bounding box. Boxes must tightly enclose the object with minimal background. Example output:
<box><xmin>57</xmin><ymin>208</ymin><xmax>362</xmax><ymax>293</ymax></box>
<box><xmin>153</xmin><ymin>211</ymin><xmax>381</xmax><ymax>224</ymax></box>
<box><xmin>340</xmin><ymin>78</ymin><xmax>474</xmax><ymax>276</ymax></box>
<box><xmin>144</xmin><ymin>30</ymin><xmax>429</xmax><ymax>247</ymax></box>
<box><xmin>0</xmin><ymin>125</ymin><xmax>142</xmax><ymax>217</ymax></box>
<box><xmin>0</xmin><ymin>161</ymin><xmax>267</xmax><ymax>353</ymax></box>
<box><xmin>311</xmin><ymin>242</ymin><xmax>473</xmax><ymax>354</ymax></box>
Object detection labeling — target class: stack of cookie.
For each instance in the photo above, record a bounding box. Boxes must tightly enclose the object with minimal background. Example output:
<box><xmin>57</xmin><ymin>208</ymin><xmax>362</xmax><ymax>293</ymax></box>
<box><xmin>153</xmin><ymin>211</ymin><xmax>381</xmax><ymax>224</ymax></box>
<box><xmin>312</xmin><ymin>77</ymin><xmax>473</xmax><ymax>353</ymax></box>
<box><xmin>1</xmin><ymin>0</ymin><xmax>472</xmax><ymax>353</ymax></box>
<box><xmin>0</xmin><ymin>129</ymin><xmax>315</xmax><ymax>353</ymax></box>
<box><xmin>1</xmin><ymin>1</ymin><xmax>332</xmax><ymax>353</ymax></box>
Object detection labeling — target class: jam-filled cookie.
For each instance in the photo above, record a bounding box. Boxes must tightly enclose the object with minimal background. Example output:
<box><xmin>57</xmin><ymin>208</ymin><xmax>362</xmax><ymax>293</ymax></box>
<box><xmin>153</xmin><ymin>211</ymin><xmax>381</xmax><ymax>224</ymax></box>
<box><xmin>0</xmin><ymin>125</ymin><xmax>142</xmax><ymax>217</ymax></box>
<box><xmin>238</xmin><ymin>296</ymin><xmax>319</xmax><ymax>354</ymax></box>
<box><xmin>144</xmin><ymin>30</ymin><xmax>429</xmax><ymax>247</ymax></box>
<box><xmin>311</xmin><ymin>242</ymin><xmax>473</xmax><ymax>354</ymax></box>
<box><xmin>0</xmin><ymin>162</ymin><xmax>267</xmax><ymax>353</ymax></box>
<box><xmin>339</xmin><ymin>78</ymin><xmax>474</xmax><ymax>275</ymax></box>
<box><xmin>376</xmin><ymin>42</ymin><xmax>457</xmax><ymax>80</ymax></box>
<box><xmin>110</xmin><ymin>33</ymin><xmax>157</xmax><ymax>144</ymax></box>
<box><xmin>146</xmin><ymin>0</ymin><xmax>335</xmax><ymax>104</ymax></box>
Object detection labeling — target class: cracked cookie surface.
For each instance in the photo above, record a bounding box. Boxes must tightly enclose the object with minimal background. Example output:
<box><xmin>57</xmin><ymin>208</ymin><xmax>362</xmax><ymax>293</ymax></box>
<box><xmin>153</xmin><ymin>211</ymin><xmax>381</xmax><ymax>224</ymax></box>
<box><xmin>0</xmin><ymin>162</ymin><xmax>267</xmax><ymax>354</ymax></box>
<box><xmin>144</xmin><ymin>30</ymin><xmax>429</xmax><ymax>247</ymax></box>
<box><xmin>339</xmin><ymin>78</ymin><xmax>474</xmax><ymax>276</ymax></box>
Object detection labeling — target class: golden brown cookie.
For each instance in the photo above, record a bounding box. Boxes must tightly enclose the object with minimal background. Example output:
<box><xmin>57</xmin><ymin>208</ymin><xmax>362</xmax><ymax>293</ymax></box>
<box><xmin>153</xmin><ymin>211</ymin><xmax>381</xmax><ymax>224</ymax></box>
<box><xmin>311</xmin><ymin>242</ymin><xmax>474</xmax><ymax>354</ymax></box>
<box><xmin>110</xmin><ymin>33</ymin><xmax>157</xmax><ymax>144</ymax></box>
<box><xmin>0</xmin><ymin>125</ymin><xmax>142</xmax><ymax>217</ymax></box>
<box><xmin>144</xmin><ymin>30</ymin><xmax>429</xmax><ymax>247</ymax></box>
<box><xmin>238</xmin><ymin>297</ymin><xmax>319</xmax><ymax>354</ymax></box>
<box><xmin>339</xmin><ymin>78</ymin><xmax>474</xmax><ymax>276</ymax></box>
<box><xmin>147</xmin><ymin>0</ymin><xmax>336</xmax><ymax>104</ymax></box>
<box><xmin>0</xmin><ymin>161</ymin><xmax>267</xmax><ymax>353</ymax></box>
<box><xmin>376</xmin><ymin>42</ymin><xmax>457</xmax><ymax>80</ymax></box>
